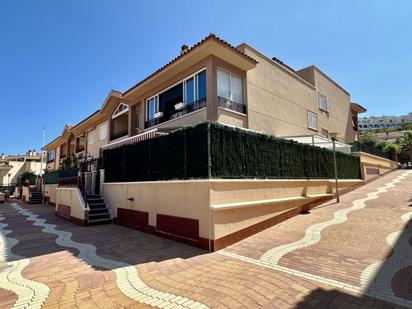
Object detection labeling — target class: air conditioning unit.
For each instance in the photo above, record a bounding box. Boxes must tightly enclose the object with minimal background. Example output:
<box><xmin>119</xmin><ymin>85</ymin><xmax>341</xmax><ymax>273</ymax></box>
<box><xmin>154</xmin><ymin>111</ymin><xmax>163</xmax><ymax>119</ymax></box>
<box><xmin>174</xmin><ymin>102</ymin><xmax>185</xmax><ymax>110</ymax></box>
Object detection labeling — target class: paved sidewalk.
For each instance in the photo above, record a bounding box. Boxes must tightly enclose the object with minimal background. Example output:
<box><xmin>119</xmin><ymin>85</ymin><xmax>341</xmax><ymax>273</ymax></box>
<box><xmin>0</xmin><ymin>170</ymin><xmax>411</xmax><ymax>308</ymax></box>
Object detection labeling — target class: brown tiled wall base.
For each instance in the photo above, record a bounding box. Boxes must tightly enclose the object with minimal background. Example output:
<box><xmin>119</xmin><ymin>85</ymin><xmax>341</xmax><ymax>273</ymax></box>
<box><xmin>114</xmin><ymin>217</ymin><xmax>212</xmax><ymax>251</ymax></box>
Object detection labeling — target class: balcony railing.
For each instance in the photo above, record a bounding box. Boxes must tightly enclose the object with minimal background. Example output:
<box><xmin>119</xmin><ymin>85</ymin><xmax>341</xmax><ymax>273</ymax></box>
<box><xmin>145</xmin><ymin>98</ymin><xmax>207</xmax><ymax>129</ymax></box>
<box><xmin>217</xmin><ymin>96</ymin><xmax>246</xmax><ymax>114</ymax></box>
<box><xmin>170</xmin><ymin>98</ymin><xmax>206</xmax><ymax>120</ymax></box>
<box><xmin>110</xmin><ymin>129</ymin><xmax>128</xmax><ymax>141</ymax></box>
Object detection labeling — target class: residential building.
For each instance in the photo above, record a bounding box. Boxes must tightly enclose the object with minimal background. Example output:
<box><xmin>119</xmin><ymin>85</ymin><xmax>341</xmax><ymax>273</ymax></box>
<box><xmin>42</xmin><ymin>34</ymin><xmax>383</xmax><ymax>250</ymax></box>
<box><xmin>0</xmin><ymin>150</ymin><xmax>46</xmax><ymax>186</ymax></box>
<box><xmin>44</xmin><ymin>34</ymin><xmax>366</xmax><ymax>171</ymax></box>
<box><xmin>359</xmin><ymin>112</ymin><xmax>412</xmax><ymax>131</ymax></box>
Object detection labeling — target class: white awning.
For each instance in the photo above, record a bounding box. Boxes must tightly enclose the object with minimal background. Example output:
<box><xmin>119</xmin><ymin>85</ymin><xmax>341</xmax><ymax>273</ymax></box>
<box><xmin>281</xmin><ymin>135</ymin><xmax>352</xmax><ymax>154</ymax></box>
<box><xmin>101</xmin><ymin>129</ymin><xmax>159</xmax><ymax>151</ymax></box>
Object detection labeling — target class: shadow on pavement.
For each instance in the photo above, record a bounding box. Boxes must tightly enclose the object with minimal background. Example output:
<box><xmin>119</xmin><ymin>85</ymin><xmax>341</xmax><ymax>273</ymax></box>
<box><xmin>1</xmin><ymin>200</ymin><xmax>206</xmax><ymax>269</ymax></box>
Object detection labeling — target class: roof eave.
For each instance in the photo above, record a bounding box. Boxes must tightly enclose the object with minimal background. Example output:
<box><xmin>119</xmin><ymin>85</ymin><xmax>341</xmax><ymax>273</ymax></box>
<box><xmin>123</xmin><ymin>34</ymin><xmax>257</xmax><ymax>98</ymax></box>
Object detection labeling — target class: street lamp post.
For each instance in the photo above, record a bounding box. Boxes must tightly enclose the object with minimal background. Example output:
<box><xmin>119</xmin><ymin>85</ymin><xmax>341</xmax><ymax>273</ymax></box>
<box><xmin>329</xmin><ymin>132</ymin><xmax>340</xmax><ymax>203</ymax></box>
<box><xmin>7</xmin><ymin>173</ymin><xmax>11</xmax><ymax>198</ymax></box>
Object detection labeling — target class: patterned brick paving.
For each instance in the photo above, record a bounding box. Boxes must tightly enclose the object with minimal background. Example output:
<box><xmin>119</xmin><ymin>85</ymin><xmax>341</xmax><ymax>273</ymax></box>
<box><xmin>277</xmin><ymin>176</ymin><xmax>411</xmax><ymax>286</ymax></box>
<box><xmin>0</xmin><ymin>170</ymin><xmax>411</xmax><ymax>308</ymax></box>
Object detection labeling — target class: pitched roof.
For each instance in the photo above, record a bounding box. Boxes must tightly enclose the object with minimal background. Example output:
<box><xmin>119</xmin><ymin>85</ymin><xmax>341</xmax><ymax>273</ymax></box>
<box><xmin>123</xmin><ymin>33</ymin><xmax>257</xmax><ymax>95</ymax></box>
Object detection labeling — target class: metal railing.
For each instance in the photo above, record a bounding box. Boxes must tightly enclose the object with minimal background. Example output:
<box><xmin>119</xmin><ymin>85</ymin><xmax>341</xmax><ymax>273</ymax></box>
<box><xmin>58</xmin><ymin>176</ymin><xmax>79</xmax><ymax>187</ymax></box>
<box><xmin>217</xmin><ymin>96</ymin><xmax>246</xmax><ymax>114</ymax></box>
<box><xmin>110</xmin><ymin>129</ymin><xmax>128</xmax><ymax>141</ymax></box>
<box><xmin>170</xmin><ymin>98</ymin><xmax>206</xmax><ymax>120</ymax></box>
<box><xmin>145</xmin><ymin>98</ymin><xmax>207</xmax><ymax>129</ymax></box>
<box><xmin>351</xmin><ymin>143</ymin><xmax>391</xmax><ymax>160</ymax></box>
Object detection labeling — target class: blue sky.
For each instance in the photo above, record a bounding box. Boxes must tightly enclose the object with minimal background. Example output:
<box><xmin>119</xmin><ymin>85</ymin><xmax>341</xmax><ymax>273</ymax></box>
<box><xmin>0</xmin><ymin>0</ymin><xmax>411</xmax><ymax>154</ymax></box>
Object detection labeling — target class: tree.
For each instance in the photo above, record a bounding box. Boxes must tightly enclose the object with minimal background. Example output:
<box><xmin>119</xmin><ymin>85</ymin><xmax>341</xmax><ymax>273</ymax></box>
<box><xmin>400</xmin><ymin>123</ymin><xmax>412</xmax><ymax>131</ymax></box>
<box><xmin>384</xmin><ymin>143</ymin><xmax>401</xmax><ymax>162</ymax></box>
<box><xmin>400</xmin><ymin>131</ymin><xmax>412</xmax><ymax>163</ymax></box>
<box><xmin>360</xmin><ymin>131</ymin><xmax>380</xmax><ymax>146</ymax></box>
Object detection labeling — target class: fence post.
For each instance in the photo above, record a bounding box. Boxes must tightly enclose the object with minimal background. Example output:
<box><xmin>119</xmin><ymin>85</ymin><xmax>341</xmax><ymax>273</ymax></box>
<box><xmin>99</xmin><ymin>169</ymin><xmax>105</xmax><ymax>196</ymax></box>
<box><xmin>184</xmin><ymin>130</ymin><xmax>187</xmax><ymax>179</ymax></box>
<box><xmin>207</xmin><ymin>122</ymin><xmax>212</xmax><ymax>179</ymax></box>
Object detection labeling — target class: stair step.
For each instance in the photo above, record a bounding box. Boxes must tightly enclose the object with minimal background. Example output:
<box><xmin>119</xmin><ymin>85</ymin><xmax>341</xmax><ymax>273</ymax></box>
<box><xmin>87</xmin><ymin>218</ymin><xmax>112</xmax><ymax>224</ymax></box>
<box><xmin>89</xmin><ymin>208</ymin><xmax>109</xmax><ymax>215</ymax></box>
<box><xmin>88</xmin><ymin>213</ymin><xmax>111</xmax><ymax>220</ymax></box>
<box><xmin>88</xmin><ymin>203</ymin><xmax>106</xmax><ymax>210</ymax></box>
<box><xmin>87</xmin><ymin>195</ymin><xmax>101</xmax><ymax>199</ymax></box>
<box><xmin>87</xmin><ymin>199</ymin><xmax>105</xmax><ymax>204</ymax></box>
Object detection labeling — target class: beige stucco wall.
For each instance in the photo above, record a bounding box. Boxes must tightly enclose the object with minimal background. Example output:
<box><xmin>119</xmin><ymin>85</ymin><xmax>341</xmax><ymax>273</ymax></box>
<box><xmin>237</xmin><ymin>45</ymin><xmax>353</xmax><ymax>143</ymax></box>
<box><xmin>87</xmin><ymin>120</ymin><xmax>109</xmax><ymax>157</ymax></box>
<box><xmin>239</xmin><ymin>45</ymin><xmax>319</xmax><ymax>137</ymax></box>
<box><xmin>103</xmin><ymin>178</ymin><xmax>362</xmax><ymax>241</ymax></box>
<box><xmin>102</xmin><ymin>180</ymin><xmax>211</xmax><ymax>238</ymax></box>
<box><xmin>312</xmin><ymin>69</ymin><xmax>351</xmax><ymax>142</ymax></box>
<box><xmin>353</xmin><ymin>151</ymin><xmax>397</xmax><ymax>180</ymax></box>
<box><xmin>22</xmin><ymin>186</ymin><xmax>30</xmax><ymax>202</ymax></box>
<box><xmin>0</xmin><ymin>159</ymin><xmax>43</xmax><ymax>185</ymax></box>
<box><xmin>56</xmin><ymin>187</ymin><xmax>88</xmax><ymax>220</ymax></box>
<box><xmin>217</xmin><ymin>108</ymin><xmax>247</xmax><ymax>128</ymax></box>
<box><xmin>210</xmin><ymin>178</ymin><xmax>361</xmax><ymax>239</ymax></box>
<box><xmin>43</xmin><ymin>184</ymin><xmax>58</xmax><ymax>204</ymax></box>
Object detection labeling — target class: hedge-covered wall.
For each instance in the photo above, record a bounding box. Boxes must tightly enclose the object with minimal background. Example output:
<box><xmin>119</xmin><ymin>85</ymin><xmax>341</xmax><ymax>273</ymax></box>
<box><xmin>210</xmin><ymin>123</ymin><xmax>360</xmax><ymax>179</ymax></box>
<box><xmin>103</xmin><ymin>122</ymin><xmax>360</xmax><ymax>182</ymax></box>
<box><xmin>103</xmin><ymin>123</ymin><xmax>209</xmax><ymax>182</ymax></box>
<box><xmin>44</xmin><ymin>167</ymin><xmax>79</xmax><ymax>184</ymax></box>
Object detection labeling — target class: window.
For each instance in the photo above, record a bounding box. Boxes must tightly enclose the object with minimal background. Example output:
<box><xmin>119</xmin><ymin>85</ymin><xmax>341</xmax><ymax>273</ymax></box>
<box><xmin>145</xmin><ymin>69</ymin><xmax>206</xmax><ymax>123</ymax></box>
<box><xmin>60</xmin><ymin>144</ymin><xmax>67</xmax><ymax>157</ymax></box>
<box><xmin>76</xmin><ymin>135</ymin><xmax>86</xmax><ymax>153</ymax></box>
<box><xmin>321</xmin><ymin>128</ymin><xmax>329</xmax><ymax>137</ymax></box>
<box><xmin>146</xmin><ymin>96</ymin><xmax>159</xmax><ymax>121</ymax></box>
<box><xmin>48</xmin><ymin>150</ymin><xmax>55</xmax><ymax>161</ymax></box>
<box><xmin>217</xmin><ymin>68</ymin><xmax>243</xmax><ymax>104</ymax></box>
<box><xmin>318</xmin><ymin>94</ymin><xmax>330</xmax><ymax>112</ymax></box>
<box><xmin>197</xmin><ymin>70</ymin><xmax>206</xmax><ymax>100</ymax></box>
<box><xmin>307</xmin><ymin>111</ymin><xmax>318</xmax><ymax>130</ymax></box>
<box><xmin>99</xmin><ymin>123</ymin><xmax>108</xmax><ymax>140</ymax></box>
<box><xmin>88</xmin><ymin>130</ymin><xmax>96</xmax><ymax>144</ymax></box>
<box><xmin>183</xmin><ymin>70</ymin><xmax>206</xmax><ymax>104</ymax></box>
<box><xmin>184</xmin><ymin>77</ymin><xmax>195</xmax><ymax>104</ymax></box>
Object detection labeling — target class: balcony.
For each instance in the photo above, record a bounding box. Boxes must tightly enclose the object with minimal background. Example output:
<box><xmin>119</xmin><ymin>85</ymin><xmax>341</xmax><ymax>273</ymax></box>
<box><xmin>145</xmin><ymin>98</ymin><xmax>206</xmax><ymax>129</ymax></box>
<box><xmin>110</xmin><ymin>128</ymin><xmax>128</xmax><ymax>141</ymax></box>
<box><xmin>217</xmin><ymin>96</ymin><xmax>246</xmax><ymax>114</ymax></box>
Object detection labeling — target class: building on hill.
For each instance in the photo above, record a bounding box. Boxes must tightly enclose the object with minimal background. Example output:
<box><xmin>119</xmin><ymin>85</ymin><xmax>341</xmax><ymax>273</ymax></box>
<box><xmin>359</xmin><ymin>112</ymin><xmax>412</xmax><ymax>131</ymax></box>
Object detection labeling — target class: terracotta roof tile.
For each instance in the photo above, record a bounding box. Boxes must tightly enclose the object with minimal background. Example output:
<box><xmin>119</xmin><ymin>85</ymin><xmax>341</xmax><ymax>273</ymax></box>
<box><xmin>123</xmin><ymin>33</ymin><xmax>257</xmax><ymax>95</ymax></box>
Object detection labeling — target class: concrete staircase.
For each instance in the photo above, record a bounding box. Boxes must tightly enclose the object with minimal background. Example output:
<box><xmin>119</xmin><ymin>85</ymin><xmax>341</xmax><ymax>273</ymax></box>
<box><xmin>87</xmin><ymin>195</ymin><xmax>112</xmax><ymax>224</ymax></box>
<box><xmin>29</xmin><ymin>190</ymin><xmax>43</xmax><ymax>204</ymax></box>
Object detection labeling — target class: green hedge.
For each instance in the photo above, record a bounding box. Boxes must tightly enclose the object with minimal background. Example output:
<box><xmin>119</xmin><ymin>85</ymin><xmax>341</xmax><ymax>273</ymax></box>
<box><xmin>103</xmin><ymin>123</ymin><xmax>208</xmax><ymax>182</ymax></box>
<box><xmin>103</xmin><ymin>122</ymin><xmax>360</xmax><ymax>182</ymax></box>
<box><xmin>43</xmin><ymin>167</ymin><xmax>79</xmax><ymax>184</ymax></box>
<box><xmin>210</xmin><ymin>123</ymin><xmax>360</xmax><ymax>179</ymax></box>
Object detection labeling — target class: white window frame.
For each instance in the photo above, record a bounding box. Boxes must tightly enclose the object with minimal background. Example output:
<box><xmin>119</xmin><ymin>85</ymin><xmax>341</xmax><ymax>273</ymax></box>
<box><xmin>145</xmin><ymin>68</ymin><xmax>206</xmax><ymax>121</ymax></box>
<box><xmin>307</xmin><ymin>111</ymin><xmax>318</xmax><ymax>131</ymax></box>
<box><xmin>88</xmin><ymin>129</ymin><xmax>96</xmax><ymax>144</ymax></box>
<box><xmin>146</xmin><ymin>96</ymin><xmax>159</xmax><ymax>121</ymax></box>
<box><xmin>48</xmin><ymin>150</ymin><xmax>55</xmax><ymax>161</ymax></box>
<box><xmin>318</xmin><ymin>93</ymin><xmax>330</xmax><ymax>112</ymax></box>
<box><xmin>112</xmin><ymin>103</ymin><xmax>129</xmax><ymax>119</ymax></box>
<box><xmin>99</xmin><ymin>123</ymin><xmax>108</xmax><ymax>141</ymax></box>
<box><xmin>217</xmin><ymin>67</ymin><xmax>244</xmax><ymax>104</ymax></box>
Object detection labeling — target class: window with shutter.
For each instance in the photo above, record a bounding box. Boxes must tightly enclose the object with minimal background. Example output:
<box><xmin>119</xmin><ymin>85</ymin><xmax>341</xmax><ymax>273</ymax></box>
<box><xmin>318</xmin><ymin>94</ymin><xmax>329</xmax><ymax>112</ymax></box>
<box><xmin>307</xmin><ymin>112</ymin><xmax>318</xmax><ymax>130</ymax></box>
